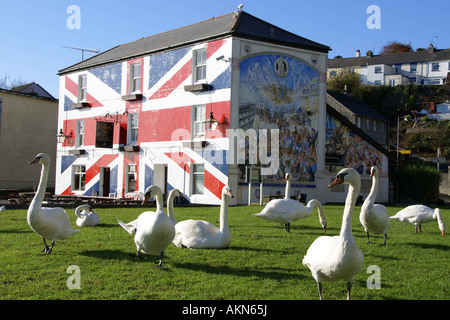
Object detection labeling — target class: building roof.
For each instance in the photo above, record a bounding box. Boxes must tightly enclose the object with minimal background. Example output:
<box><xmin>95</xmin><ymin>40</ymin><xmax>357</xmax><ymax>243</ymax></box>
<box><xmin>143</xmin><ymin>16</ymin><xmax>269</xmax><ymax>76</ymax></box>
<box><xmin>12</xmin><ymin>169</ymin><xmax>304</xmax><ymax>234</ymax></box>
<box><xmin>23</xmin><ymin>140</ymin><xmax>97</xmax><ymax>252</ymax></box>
<box><xmin>327</xmin><ymin>90</ymin><xmax>387</xmax><ymax>121</ymax></box>
<box><xmin>10</xmin><ymin>82</ymin><xmax>55</xmax><ymax>99</ymax></box>
<box><xmin>328</xmin><ymin>48</ymin><xmax>450</xmax><ymax>69</ymax></box>
<box><xmin>58</xmin><ymin>10</ymin><xmax>330</xmax><ymax>75</ymax></box>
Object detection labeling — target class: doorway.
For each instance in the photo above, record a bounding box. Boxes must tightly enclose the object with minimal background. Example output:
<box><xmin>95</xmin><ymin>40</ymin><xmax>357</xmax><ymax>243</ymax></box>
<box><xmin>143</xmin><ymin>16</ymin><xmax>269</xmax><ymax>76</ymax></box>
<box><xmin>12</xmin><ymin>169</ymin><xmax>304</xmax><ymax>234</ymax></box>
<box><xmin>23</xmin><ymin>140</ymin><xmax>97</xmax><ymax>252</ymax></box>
<box><xmin>100</xmin><ymin>167</ymin><xmax>110</xmax><ymax>197</ymax></box>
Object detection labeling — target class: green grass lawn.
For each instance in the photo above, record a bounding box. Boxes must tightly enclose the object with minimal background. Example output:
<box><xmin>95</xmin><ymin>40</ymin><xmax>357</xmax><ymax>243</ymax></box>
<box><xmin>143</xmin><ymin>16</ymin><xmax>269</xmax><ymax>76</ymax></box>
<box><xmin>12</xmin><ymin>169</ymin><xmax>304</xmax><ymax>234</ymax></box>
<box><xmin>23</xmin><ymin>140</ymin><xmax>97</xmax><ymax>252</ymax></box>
<box><xmin>0</xmin><ymin>204</ymin><xmax>448</xmax><ymax>300</ymax></box>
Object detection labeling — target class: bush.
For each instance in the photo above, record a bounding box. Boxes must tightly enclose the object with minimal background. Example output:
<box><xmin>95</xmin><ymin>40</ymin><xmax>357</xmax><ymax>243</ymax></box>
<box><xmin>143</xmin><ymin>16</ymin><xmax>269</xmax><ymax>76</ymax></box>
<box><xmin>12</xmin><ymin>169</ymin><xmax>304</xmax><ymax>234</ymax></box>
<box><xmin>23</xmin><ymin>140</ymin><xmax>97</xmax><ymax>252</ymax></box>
<box><xmin>397</xmin><ymin>161</ymin><xmax>440</xmax><ymax>202</ymax></box>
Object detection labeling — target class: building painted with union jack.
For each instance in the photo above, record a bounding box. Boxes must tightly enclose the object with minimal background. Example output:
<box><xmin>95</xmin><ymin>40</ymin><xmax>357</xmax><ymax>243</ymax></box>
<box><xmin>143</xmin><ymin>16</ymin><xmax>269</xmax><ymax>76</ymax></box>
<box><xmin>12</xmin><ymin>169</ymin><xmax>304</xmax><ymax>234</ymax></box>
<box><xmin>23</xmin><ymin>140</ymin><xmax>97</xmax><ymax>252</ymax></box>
<box><xmin>56</xmin><ymin>9</ymin><xmax>390</xmax><ymax>205</ymax></box>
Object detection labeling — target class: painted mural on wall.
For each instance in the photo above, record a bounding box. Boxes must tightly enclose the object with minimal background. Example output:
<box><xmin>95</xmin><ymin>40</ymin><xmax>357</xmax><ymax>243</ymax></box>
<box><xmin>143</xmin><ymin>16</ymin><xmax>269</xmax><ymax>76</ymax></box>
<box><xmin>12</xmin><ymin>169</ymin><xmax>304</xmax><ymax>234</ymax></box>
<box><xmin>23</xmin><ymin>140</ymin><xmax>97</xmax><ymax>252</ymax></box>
<box><xmin>325</xmin><ymin>114</ymin><xmax>383</xmax><ymax>175</ymax></box>
<box><xmin>238</xmin><ymin>54</ymin><xmax>320</xmax><ymax>182</ymax></box>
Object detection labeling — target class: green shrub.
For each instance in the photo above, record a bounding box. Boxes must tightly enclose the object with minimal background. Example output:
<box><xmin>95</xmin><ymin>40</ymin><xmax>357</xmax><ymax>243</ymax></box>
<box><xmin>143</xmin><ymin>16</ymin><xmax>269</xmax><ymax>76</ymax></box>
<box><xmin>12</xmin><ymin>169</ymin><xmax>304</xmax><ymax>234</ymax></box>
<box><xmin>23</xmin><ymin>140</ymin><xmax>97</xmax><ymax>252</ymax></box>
<box><xmin>397</xmin><ymin>161</ymin><xmax>440</xmax><ymax>202</ymax></box>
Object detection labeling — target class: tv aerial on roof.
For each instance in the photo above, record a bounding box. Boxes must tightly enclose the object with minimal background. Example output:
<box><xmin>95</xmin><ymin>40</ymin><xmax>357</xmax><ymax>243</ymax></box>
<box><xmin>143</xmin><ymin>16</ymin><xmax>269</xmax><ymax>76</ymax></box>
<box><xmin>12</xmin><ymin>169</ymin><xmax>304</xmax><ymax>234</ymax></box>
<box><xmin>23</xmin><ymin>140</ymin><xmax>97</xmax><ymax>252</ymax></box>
<box><xmin>63</xmin><ymin>46</ymin><xmax>100</xmax><ymax>60</ymax></box>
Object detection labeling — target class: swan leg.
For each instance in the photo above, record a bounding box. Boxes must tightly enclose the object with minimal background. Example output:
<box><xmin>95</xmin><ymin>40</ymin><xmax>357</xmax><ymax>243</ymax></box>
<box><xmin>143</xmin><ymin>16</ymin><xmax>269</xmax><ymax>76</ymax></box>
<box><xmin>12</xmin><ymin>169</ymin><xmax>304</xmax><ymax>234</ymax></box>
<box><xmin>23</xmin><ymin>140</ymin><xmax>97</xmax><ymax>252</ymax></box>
<box><xmin>366</xmin><ymin>231</ymin><xmax>373</xmax><ymax>244</ymax></box>
<box><xmin>153</xmin><ymin>252</ymin><xmax>167</xmax><ymax>269</ymax></box>
<box><xmin>317</xmin><ymin>282</ymin><xmax>323</xmax><ymax>300</ymax></box>
<box><xmin>40</xmin><ymin>237</ymin><xmax>50</xmax><ymax>253</ymax></box>
<box><xmin>38</xmin><ymin>238</ymin><xmax>54</xmax><ymax>256</ymax></box>
<box><xmin>285</xmin><ymin>222</ymin><xmax>291</xmax><ymax>233</ymax></box>
<box><xmin>346</xmin><ymin>282</ymin><xmax>352</xmax><ymax>300</ymax></box>
<box><xmin>418</xmin><ymin>224</ymin><xmax>422</xmax><ymax>233</ymax></box>
<box><xmin>135</xmin><ymin>250</ymin><xmax>146</xmax><ymax>261</ymax></box>
<box><xmin>383</xmin><ymin>233</ymin><xmax>388</xmax><ymax>246</ymax></box>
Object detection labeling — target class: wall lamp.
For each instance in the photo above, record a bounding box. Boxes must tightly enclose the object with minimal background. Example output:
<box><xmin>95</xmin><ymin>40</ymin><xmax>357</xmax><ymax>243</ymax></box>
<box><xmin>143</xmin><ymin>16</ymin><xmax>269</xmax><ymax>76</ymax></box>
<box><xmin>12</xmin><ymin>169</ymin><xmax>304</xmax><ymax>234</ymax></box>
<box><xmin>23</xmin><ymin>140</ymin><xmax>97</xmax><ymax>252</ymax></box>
<box><xmin>203</xmin><ymin>112</ymin><xmax>219</xmax><ymax>131</ymax></box>
<box><xmin>56</xmin><ymin>129</ymin><xmax>67</xmax><ymax>143</ymax></box>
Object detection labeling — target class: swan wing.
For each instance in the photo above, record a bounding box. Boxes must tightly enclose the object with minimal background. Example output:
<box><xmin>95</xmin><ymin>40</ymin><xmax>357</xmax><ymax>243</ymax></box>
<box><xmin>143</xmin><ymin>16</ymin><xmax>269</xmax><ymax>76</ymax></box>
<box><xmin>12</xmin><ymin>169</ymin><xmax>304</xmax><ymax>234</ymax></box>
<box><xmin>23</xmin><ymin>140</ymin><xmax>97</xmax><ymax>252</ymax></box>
<box><xmin>174</xmin><ymin>219</ymin><xmax>220</xmax><ymax>249</ymax></box>
<box><xmin>254</xmin><ymin>199</ymin><xmax>303</xmax><ymax>223</ymax></box>
<box><xmin>117</xmin><ymin>219</ymin><xmax>138</xmax><ymax>235</ymax></box>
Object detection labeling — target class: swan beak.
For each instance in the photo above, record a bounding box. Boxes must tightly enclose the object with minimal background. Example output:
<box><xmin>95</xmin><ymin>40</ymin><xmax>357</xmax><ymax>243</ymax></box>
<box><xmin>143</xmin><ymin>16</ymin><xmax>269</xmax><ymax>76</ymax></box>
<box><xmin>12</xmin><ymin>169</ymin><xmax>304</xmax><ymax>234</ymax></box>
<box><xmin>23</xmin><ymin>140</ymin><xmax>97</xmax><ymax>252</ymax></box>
<box><xmin>28</xmin><ymin>157</ymin><xmax>40</xmax><ymax>165</ymax></box>
<box><xmin>442</xmin><ymin>230</ymin><xmax>445</xmax><ymax>236</ymax></box>
<box><xmin>227</xmin><ymin>190</ymin><xmax>234</xmax><ymax>198</ymax></box>
<box><xmin>141</xmin><ymin>194</ymin><xmax>150</xmax><ymax>205</ymax></box>
<box><xmin>328</xmin><ymin>175</ymin><xmax>344</xmax><ymax>188</ymax></box>
<box><xmin>323</xmin><ymin>225</ymin><xmax>327</xmax><ymax>233</ymax></box>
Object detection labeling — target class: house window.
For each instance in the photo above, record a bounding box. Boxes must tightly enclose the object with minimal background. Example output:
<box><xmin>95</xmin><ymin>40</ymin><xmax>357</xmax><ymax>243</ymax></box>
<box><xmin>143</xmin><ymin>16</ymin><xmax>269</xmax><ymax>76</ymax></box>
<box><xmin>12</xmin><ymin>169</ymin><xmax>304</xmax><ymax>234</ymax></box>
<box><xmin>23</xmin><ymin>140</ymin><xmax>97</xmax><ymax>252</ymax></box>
<box><xmin>193</xmin><ymin>48</ymin><xmax>207</xmax><ymax>82</ymax></box>
<box><xmin>76</xmin><ymin>120</ymin><xmax>85</xmax><ymax>147</ymax></box>
<box><xmin>366</xmin><ymin>119</ymin><xmax>371</xmax><ymax>131</ymax></box>
<box><xmin>78</xmin><ymin>74</ymin><xmax>87</xmax><ymax>102</ymax></box>
<box><xmin>192</xmin><ymin>164</ymin><xmax>204</xmax><ymax>195</ymax></box>
<box><xmin>373</xmin><ymin>120</ymin><xmax>377</xmax><ymax>132</ymax></box>
<box><xmin>374</xmin><ymin>66</ymin><xmax>382</xmax><ymax>73</ymax></box>
<box><xmin>389</xmin><ymin>79</ymin><xmax>396</xmax><ymax>86</ymax></box>
<box><xmin>72</xmin><ymin>165</ymin><xmax>86</xmax><ymax>191</ymax></box>
<box><xmin>329</xmin><ymin>71</ymin><xmax>337</xmax><ymax>77</ymax></box>
<box><xmin>410</xmin><ymin>63</ymin><xmax>417</xmax><ymax>73</ymax></box>
<box><xmin>394</xmin><ymin>64</ymin><xmax>401</xmax><ymax>74</ymax></box>
<box><xmin>127</xmin><ymin>113</ymin><xmax>139</xmax><ymax>144</ymax></box>
<box><xmin>126</xmin><ymin>163</ymin><xmax>137</xmax><ymax>193</ymax></box>
<box><xmin>192</xmin><ymin>104</ymin><xmax>206</xmax><ymax>138</ymax></box>
<box><xmin>431</xmin><ymin>63</ymin><xmax>440</xmax><ymax>72</ymax></box>
<box><xmin>374</xmin><ymin>80</ymin><xmax>382</xmax><ymax>85</ymax></box>
<box><xmin>129</xmin><ymin>63</ymin><xmax>141</xmax><ymax>93</ymax></box>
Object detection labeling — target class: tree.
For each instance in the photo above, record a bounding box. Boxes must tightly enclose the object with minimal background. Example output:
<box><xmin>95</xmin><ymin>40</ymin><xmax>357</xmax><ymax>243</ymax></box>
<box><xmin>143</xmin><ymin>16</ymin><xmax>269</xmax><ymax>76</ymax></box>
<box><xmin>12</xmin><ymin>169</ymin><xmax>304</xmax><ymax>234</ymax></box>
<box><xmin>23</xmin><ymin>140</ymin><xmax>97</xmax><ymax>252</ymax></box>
<box><xmin>0</xmin><ymin>74</ymin><xmax>28</xmax><ymax>90</ymax></box>
<box><xmin>327</xmin><ymin>69</ymin><xmax>361</xmax><ymax>94</ymax></box>
<box><xmin>380</xmin><ymin>41</ymin><xmax>412</xmax><ymax>55</ymax></box>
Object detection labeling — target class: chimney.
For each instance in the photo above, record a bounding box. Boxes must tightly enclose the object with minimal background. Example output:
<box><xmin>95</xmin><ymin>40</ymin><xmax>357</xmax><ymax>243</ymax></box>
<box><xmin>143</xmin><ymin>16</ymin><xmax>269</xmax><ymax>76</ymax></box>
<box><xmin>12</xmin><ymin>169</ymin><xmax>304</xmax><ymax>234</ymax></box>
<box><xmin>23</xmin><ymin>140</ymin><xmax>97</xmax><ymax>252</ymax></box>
<box><xmin>356</xmin><ymin>50</ymin><xmax>361</xmax><ymax>57</ymax></box>
<box><xmin>366</xmin><ymin>50</ymin><xmax>373</xmax><ymax>57</ymax></box>
<box><xmin>428</xmin><ymin>43</ymin><xmax>435</xmax><ymax>53</ymax></box>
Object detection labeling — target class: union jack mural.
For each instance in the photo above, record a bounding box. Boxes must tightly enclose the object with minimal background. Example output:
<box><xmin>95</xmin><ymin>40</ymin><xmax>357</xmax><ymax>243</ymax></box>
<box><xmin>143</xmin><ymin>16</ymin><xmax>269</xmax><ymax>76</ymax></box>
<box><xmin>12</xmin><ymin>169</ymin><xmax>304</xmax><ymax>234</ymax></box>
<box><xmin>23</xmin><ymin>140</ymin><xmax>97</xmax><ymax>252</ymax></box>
<box><xmin>56</xmin><ymin>38</ymin><xmax>232</xmax><ymax>204</ymax></box>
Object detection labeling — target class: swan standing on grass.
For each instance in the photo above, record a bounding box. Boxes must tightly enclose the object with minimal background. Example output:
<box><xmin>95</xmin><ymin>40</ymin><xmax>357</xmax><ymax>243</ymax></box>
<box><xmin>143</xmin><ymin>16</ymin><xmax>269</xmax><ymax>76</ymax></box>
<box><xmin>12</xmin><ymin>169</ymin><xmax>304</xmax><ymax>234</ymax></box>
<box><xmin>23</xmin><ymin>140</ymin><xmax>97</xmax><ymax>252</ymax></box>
<box><xmin>173</xmin><ymin>186</ymin><xmax>233</xmax><ymax>249</ymax></box>
<box><xmin>302</xmin><ymin>168</ymin><xmax>364</xmax><ymax>300</ymax></box>
<box><xmin>117</xmin><ymin>185</ymin><xmax>175</xmax><ymax>267</ymax></box>
<box><xmin>253</xmin><ymin>173</ymin><xmax>327</xmax><ymax>233</ymax></box>
<box><xmin>359</xmin><ymin>166</ymin><xmax>390</xmax><ymax>245</ymax></box>
<box><xmin>390</xmin><ymin>205</ymin><xmax>445</xmax><ymax>235</ymax></box>
<box><xmin>74</xmin><ymin>204</ymin><xmax>100</xmax><ymax>227</ymax></box>
<box><xmin>27</xmin><ymin>153</ymin><xmax>80</xmax><ymax>255</ymax></box>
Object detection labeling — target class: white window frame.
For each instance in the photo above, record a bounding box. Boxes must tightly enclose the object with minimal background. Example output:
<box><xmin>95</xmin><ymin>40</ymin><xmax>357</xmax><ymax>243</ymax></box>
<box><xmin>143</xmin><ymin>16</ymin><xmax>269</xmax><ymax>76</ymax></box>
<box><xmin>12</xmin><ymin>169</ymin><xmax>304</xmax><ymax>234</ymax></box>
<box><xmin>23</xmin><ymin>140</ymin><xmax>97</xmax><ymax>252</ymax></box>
<box><xmin>127</xmin><ymin>113</ymin><xmax>139</xmax><ymax>145</ymax></box>
<box><xmin>374</xmin><ymin>66</ymin><xmax>382</xmax><ymax>74</ymax></box>
<box><xmin>76</xmin><ymin>120</ymin><xmax>85</xmax><ymax>147</ymax></box>
<box><xmin>78</xmin><ymin>74</ymin><xmax>87</xmax><ymax>102</ymax></box>
<box><xmin>431</xmin><ymin>62</ymin><xmax>440</xmax><ymax>72</ymax></box>
<box><xmin>193</xmin><ymin>48</ymin><xmax>207</xmax><ymax>83</ymax></box>
<box><xmin>191</xmin><ymin>163</ymin><xmax>205</xmax><ymax>195</ymax></box>
<box><xmin>129</xmin><ymin>62</ymin><xmax>141</xmax><ymax>93</ymax></box>
<box><xmin>125</xmin><ymin>163</ymin><xmax>137</xmax><ymax>193</ymax></box>
<box><xmin>72</xmin><ymin>165</ymin><xmax>86</xmax><ymax>191</ymax></box>
<box><xmin>191</xmin><ymin>104</ymin><xmax>206</xmax><ymax>139</ymax></box>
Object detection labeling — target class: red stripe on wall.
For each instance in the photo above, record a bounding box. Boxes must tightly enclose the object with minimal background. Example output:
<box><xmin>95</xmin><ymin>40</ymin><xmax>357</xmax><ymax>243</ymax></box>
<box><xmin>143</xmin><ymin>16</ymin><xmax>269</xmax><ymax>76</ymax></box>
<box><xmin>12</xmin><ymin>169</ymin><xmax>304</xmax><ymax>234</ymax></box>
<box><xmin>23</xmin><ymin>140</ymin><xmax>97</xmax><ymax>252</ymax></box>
<box><xmin>148</xmin><ymin>59</ymin><xmax>193</xmax><ymax>100</ymax></box>
<box><xmin>85</xmin><ymin>154</ymin><xmax>118</xmax><ymax>184</ymax></box>
<box><xmin>65</xmin><ymin>76</ymin><xmax>78</xmax><ymax>97</ymax></box>
<box><xmin>164</xmin><ymin>152</ymin><xmax>193</xmax><ymax>173</ymax></box>
<box><xmin>206</xmin><ymin>39</ymin><xmax>226</xmax><ymax>59</ymax></box>
<box><xmin>204</xmin><ymin>169</ymin><xmax>226</xmax><ymax>200</ymax></box>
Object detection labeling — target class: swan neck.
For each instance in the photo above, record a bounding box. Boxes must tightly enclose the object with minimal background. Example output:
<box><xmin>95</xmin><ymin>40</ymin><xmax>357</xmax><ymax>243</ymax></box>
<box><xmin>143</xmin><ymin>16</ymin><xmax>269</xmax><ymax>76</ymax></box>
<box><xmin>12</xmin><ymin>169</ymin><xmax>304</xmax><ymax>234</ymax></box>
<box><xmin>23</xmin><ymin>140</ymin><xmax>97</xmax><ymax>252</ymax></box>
<box><xmin>285</xmin><ymin>179</ymin><xmax>291</xmax><ymax>200</ymax></box>
<box><xmin>339</xmin><ymin>181</ymin><xmax>360</xmax><ymax>240</ymax></box>
<box><xmin>220</xmin><ymin>194</ymin><xmax>229</xmax><ymax>232</ymax></box>
<box><xmin>155</xmin><ymin>192</ymin><xmax>164</xmax><ymax>212</ymax></box>
<box><xmin>308</xmin><ymin>199</ymin><xmax>326</xmax><ymax>223</ymax></box>
<box><xmin>365</xmin><ymin>173</ymin><xmax>379</xmax><ymax>205</ymax></box>
<box><xmin>30</xmin><ymin>162</ymin><xmax>49</xmax><ymax>211</ymax></box>
<box><xmin>167</xmin><ymin>193</ymin><xmax>177</xmax><ymax>224</ymax></box>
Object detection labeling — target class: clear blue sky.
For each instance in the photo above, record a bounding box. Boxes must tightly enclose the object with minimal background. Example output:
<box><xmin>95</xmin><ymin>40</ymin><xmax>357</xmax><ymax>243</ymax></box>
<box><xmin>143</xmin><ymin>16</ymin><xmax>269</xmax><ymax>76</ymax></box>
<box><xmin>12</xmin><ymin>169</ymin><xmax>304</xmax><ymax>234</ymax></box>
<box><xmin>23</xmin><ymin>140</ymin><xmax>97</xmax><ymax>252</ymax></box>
<box><xmin>1</xmin><ymin>0</ymin><xmax>448</xmax><ymax>99</ymax></box>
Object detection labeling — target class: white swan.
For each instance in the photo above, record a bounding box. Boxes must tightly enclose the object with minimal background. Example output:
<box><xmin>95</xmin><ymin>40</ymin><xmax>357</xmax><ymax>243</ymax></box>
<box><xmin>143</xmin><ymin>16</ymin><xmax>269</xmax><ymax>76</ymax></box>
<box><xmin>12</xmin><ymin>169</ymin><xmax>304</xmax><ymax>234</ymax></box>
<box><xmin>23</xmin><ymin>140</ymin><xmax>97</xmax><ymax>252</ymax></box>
<box><xmin>253</xmin><ymin>173</ymin><xmax>326</xmax><ymax>233</ymax></box>
<box><xmin>390</xmin><ymin>205</ymin><xmax>445</xmax><ymax>235</ymax></box>
<box><xmin>302</xmin><ymin>168</ymin><xmax>364</xmax><ymax>300</ymax></box>
<box><xmin>359</xmin><ymin>166</ymin><xmax>390</xmax><ymax>245</ymax></box>
<box><xmin>117</xmin><ymin>185</ymin><xmax>175</xmax><ymax>267</ymax></box>
<box><xmin>27</xmin><ymin>153</ymin><xmax>80</xmax><ymax>255</ymax></box>
<box><xmin>74</xmin><ymin>204</ymin><xmax>100</xmax><ymax>227</ymax></box>
<box><xmin>173</xmin><ymin>186</ymin><xmax>233</xmax><ymax>249</ymax></box>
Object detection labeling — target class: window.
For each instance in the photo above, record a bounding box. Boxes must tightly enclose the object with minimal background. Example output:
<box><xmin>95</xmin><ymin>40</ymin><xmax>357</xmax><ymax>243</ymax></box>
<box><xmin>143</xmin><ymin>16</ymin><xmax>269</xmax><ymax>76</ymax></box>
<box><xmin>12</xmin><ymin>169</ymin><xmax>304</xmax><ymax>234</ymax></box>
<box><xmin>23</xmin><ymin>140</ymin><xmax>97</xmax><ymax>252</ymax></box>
<box><xmin>366</xmin><ymin>119</ymin><xmax>371</xmax><ymax>131</ymax></box>
<box><xmin>129</xmin><ymin>63</ymin><xmax>141</xmax><ymax>93</ymax></box>
<box><xmin>389</xmin><ymin>79</ymin><xmax>396</xmax><ymax>86</ymax></box>
<box><xmin>192</xmin><ymin>164</ymin><xmax>204</xmax><ymax>195</ymax></box>
<box><xmin>374</xmin><ymin>80</ymin><xmax>382</xmax><ymax>85</ymax></box>
<box><xmin>72</xmin><ymin>165</ymin><xmax>86</xmax><ymax>191</ymax></box>
<box><xmin>76</xmin><ymin>120</ymin><xmax>85</xmax><ymax>147</ymax></box>
<box><xmin>373</xmin><ymin>120</ymin><xmax>377</xmax><ymax>132</ymax></box>
<box><xmin>410</xmin><ymin>63</ymin><xmax>417</xmax><ymax>73</ymax></box>
<box><xmin>329</xmin><ymin>71</ymin><xmax>337</xmax><ymax>77</ymax></box>
<box><xmin>78</xmin><ymin>74</ymin><xmax>87</xmax><ymax>102</ymax></box>
<box><xmin>126</xmin><ymin>164</ymin><xmax>137</xmax><ymax>193</ymax></box>
<box><xmin>394</xmin><ymin>64</ymin><xmax>401</xmax><ymax>74</ymax></box>
<box><xmin>431</xmin><ymin>63</ymin><xmax>440</xmax><ymax>71</ymax></box>
<box><xmin>374</xmin><ymin>66</ymin><xmax>382</xmax><ymax>73</ymax></box>
<box><xmin>193</xmin><ymin>48</ymin><xmax>207</xmax><ymax>82</ymax></box>
<box><xmin>127</xmin><ymin>113</ymin><xmax>139</xmax><ymax>144</ymax></box>
<box><xmin>192</xmin><ymin>104</ymin><xmax>205</xmax><ymax>138</ymax></box>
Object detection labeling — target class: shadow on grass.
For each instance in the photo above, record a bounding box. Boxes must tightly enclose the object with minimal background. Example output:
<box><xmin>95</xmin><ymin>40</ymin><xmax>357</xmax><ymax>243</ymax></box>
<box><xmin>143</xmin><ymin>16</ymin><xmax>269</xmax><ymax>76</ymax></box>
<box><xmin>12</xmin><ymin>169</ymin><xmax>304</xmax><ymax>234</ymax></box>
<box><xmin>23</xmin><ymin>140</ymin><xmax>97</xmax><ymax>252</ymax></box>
<box><xmin>403</xmin><ymin>242</ymin><xmax>450</xmax><ymax>251</ymax></box>
<box><xmin>0</xmin><ymin>229</ymin><xmax>33</xmax><ymax>234</ymax></box>
<box><xmin>172</xmin><ymin>261</ymin><xmax>306</xmax><ymax>281</ymax></box>
<box><xmin>78</xmin><ymin>249</ymin><xmax>133</xmax><ymax>260</ymax></box>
